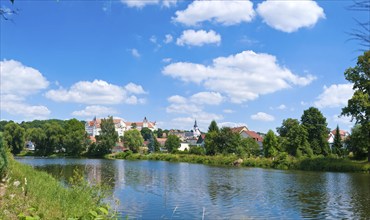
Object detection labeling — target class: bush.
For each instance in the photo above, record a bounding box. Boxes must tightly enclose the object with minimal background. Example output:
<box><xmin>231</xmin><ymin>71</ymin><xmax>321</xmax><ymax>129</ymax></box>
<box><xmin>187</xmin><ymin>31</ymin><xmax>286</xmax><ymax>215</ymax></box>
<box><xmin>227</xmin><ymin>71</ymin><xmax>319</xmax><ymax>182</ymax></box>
<box><xmin>189</xmin><ymin>146</ymin><xmax>206</xmax><ymax>155</ymax></box>
<box><xmin>0</xmin><ymin>134</ymin><xmax>8</xmax><ymax>179</ymax></box>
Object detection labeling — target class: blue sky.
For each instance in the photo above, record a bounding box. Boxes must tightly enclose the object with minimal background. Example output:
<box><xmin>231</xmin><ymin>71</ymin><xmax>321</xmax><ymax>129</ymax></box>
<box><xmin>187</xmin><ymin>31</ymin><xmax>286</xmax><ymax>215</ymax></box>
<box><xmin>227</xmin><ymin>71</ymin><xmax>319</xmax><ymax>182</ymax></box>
<box><xmin>1</xmin><ymin>0</ymin><xmax>368</xmax><ymax>133</ymax></box>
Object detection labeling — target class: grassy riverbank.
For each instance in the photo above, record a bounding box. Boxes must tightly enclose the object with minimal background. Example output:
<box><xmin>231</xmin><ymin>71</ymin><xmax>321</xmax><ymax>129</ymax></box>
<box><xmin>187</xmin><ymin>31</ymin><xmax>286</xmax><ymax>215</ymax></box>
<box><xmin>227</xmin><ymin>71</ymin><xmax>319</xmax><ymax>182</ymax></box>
<box><xmin>109</xmin><ymin>152</ymin><xmax>370</xmax><ymax>173</ymax></box>
<box><xmin>0</xmin><ymin>156</ymin><xmax>114</xmax><ymax>219</ymax></box>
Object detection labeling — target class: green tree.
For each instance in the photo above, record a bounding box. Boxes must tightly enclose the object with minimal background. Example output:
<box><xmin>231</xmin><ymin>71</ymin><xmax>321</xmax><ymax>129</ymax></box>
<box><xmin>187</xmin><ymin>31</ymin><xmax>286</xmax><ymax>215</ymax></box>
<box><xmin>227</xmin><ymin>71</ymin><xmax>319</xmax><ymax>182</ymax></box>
<box><xmin>156</xmin><ymin>128</ymin><xmax>163</xmax><ymax>138</ymax></box>
<box><xmin>332</xmin><ymin>125</ymin><xmax>343</xmax><ymax>156</ymax></box>
<box><xmin>341</xmin><ymin>50</ymin><xmax>370</xmax><ymax>162</ymax></box>
<box><xmin>240</xmin><ymin>137</ymin><xmax>260</xmax><ymax>157</ymax></box>
<box><xmin>0</xmin><ymin>120</ymin><xmax>10</xmax><ymax>132</ymax></box>
<box><xmin>0</xmin><ymin>133</ymin><xmax>8</xmax><ymax>179</ymax></box>
<box><xmin>42</xmin><ymin>122</ymin><xmax>65</xmax><ymax>155</ymax></box>
<box><xmin>301</xmin><ymin>107</ymin><xmax>330</xmax><ymax>156</ymax></box>
<box><xmin>263</xmin><ymin>130</ymin><xmax>279</xmax><ymax>157</ymax></box>
<box><xmin>208</xmin><ymin>120</ymin><xmax>219</xmax><ymax>133</ymax></box>
<box><xmin>3</xmin><ymin>122</ymin><xmax>25</xmax><ymax>155</ymax></box>
<box><xmin>26</xmin><ymin>127</ymin><xmax>46</xmax><ymax>155</ymax></box>
<box><xmin>64</xmin><ymin>119</ymin><xmax>87</xmax><ymax>156</ymax></box>
<box><xmin>204</xmin><ymin>131</ymin><xmax>218</xmax><ymax>155</ymax></box>
<box><xmin>346</xmin><ymin>125</ymin><xmax>369</xmax><ymax>159</ymax></box>
<box><xmin>123</xmin><ymin>129</ymin><xmax>143</xmax><ymax>153</ymax></box>
<box><xmin>277</xmin><ymin>118</ymin><xmax>312</xmax><ymax>157</ymax></box>
<box><xmin>131</xmin><ymin>123</ymin><xmax>137</xmax><ymax>129</ymax></box>
<box><xmin>216</xmin><ymin>127</ymin><xmax>242</xmax><ymax>155</ymax></box>
<box><xmin>93</xmin><ymin>116</ymin><xmax>118</xmax><ymax>156</ymax></box>
<box><xmin>165</xmin><ymin>134</ymin><xmax>180</xmax><ymax>153</ymax></box>
<box><xmin>140</xmin><ymin>127</ymin><xmax>152</xmax><ymax>141</ymax></box>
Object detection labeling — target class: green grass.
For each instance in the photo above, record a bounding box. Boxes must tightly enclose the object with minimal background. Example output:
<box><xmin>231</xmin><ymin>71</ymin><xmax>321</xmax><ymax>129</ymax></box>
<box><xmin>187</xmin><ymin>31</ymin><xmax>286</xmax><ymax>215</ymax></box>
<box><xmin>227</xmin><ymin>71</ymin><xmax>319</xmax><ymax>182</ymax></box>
<box><xmin>0</xmin><ymin>156</ymin><xmax>115</xmax><ymax>219</ymax></box>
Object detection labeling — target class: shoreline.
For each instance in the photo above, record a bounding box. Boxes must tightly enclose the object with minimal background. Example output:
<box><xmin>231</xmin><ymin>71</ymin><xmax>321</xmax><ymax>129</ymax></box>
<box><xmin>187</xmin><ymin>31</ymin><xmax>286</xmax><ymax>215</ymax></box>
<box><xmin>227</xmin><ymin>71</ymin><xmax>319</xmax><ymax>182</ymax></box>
<box><xmin>108</xmin><ymin>152</ymin><xmax>370</xmax><ymax>173</ymax></box>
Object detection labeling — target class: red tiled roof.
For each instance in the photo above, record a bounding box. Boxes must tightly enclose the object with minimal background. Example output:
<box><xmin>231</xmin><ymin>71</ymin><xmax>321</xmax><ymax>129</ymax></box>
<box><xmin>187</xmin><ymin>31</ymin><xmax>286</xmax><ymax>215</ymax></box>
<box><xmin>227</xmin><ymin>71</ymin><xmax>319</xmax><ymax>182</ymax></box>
<box><xmin>330</xmin><ymin>129</ymin><xmax>349</xmax><ymax>140</ymax></box>
<box><xmin>156</xmin><ymin>138</ymin><xmax>167</xmax><ymax>145</ymax></box>
<box><xmin>230</xmin><ymin>126</ymin><xmax>249</xmax><ymax>133</ymax></box>
<box><xmin>243</xmin><ymin>130</ymin><xmax>263</xmax><ymax>142</ymax></box>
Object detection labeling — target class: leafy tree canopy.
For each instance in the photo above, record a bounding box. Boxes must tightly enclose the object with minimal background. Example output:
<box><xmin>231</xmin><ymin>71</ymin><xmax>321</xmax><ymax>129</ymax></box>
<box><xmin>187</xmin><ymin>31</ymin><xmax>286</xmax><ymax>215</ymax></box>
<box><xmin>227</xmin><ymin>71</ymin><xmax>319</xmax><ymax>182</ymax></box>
<box><xmin>301</xmin><ymin>107</ymin><xmax>330</xmax><ymax>156</ymax></box>
<box><xmin>123</xmin><ymin>129</ymin><xmax>144</xmax><ymax>153</ymax></box>
<box><xmin>341</xmin><ymin>50</ymin><xmax>370</xmax><ymax>161</ymax></box>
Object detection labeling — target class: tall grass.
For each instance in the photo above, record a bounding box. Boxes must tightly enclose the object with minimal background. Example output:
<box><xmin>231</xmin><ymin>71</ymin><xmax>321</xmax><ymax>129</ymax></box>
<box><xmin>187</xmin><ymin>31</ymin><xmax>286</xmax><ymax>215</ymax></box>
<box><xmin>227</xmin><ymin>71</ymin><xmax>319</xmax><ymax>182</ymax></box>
<box><xmin>0</xmin><ymin>157</ymin><xmax>114</xmax><ymax>219</ymax></box>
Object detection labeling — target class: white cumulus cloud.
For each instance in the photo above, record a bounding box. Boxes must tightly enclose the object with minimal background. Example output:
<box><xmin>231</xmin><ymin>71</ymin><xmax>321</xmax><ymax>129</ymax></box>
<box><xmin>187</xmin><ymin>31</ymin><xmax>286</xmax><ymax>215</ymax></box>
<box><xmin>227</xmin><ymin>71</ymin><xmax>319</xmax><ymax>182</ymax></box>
<box><xmin>314</xmin><ymin>84</ymin><xmax>354</xmax><ymax>108</ymax></box>
<box><xmin>0</xmin><ymin>60</ymin><xmax>51</xmax><ymax>119</ymax></box>
<box><xmin>124</xmin><ymin>82</ymin><xmax>147</xmax><ymax>94</ymax></box>
<box><xmin>167</xmin><ymin>95</ymin><xmax>187</xmax><ymax>104</ymax></box>
<box><xmin>176</xmin><ymin>29</ymin><xmax>221</xmax><ymax>47</ymax></box>
<box><xmin>163</xmin><ymin>50</ymin><xmax>315</xmax><ymax>103</ymax></box>
<box><xmin>121</xmin><ymin>0</ymin><xmax>159</xmax><ymax>8</ymax></box>
<box><xmin>190</xmin><ymin>92</ymin><xmax>223</xmax><ymax>105</ymax></box>
<box><xmin>251</xmin><ymin>112</ymin><xmax>275</xmax><ymax>122</ymax></box>
<box><xmin>1</xmin><ymin>59</ymin><xmax>49</xmax><ymax>96</ymax></box>
<box><xmin>46</xmin><ymin>80</ymin><xmax>147</xmax><ymax>105</ymax></box>
<box><xmin>173</xmin><ymin>0</ymin><xmax>255</xmax><ymax>26</ymax></box>
<box><xmin>257</xmin><ymin>0</ymin><xmax>325</xmax><ymax>33</ymax></box>
<box><xmin>121</xmin><ymin>0</ymin><xmax>177</xmax><ymax>8</ymax></box>
<box><xmin>72</xmin><ymin>105</ymin><xmax>117</xmax><ymax>117</ymax></box>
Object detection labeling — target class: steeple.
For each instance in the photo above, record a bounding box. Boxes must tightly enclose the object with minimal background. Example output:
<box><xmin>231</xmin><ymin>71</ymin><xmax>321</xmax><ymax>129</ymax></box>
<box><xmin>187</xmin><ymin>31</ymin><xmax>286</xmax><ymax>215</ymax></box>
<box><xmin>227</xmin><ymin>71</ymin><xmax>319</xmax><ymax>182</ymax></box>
<box><xmin>193</xmin><ymin>119</ymin><xmax>200</xmax><ymax>138</ymax></box>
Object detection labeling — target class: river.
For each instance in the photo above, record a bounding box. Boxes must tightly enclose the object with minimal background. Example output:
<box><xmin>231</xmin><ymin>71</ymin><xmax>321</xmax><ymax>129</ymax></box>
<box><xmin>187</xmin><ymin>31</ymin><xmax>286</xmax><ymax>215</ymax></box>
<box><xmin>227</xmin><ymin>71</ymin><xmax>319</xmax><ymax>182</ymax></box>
<box><xmin>16</xmin><ymin>157</ymin><xmax>370</xmax><ymax>219</ymax></box>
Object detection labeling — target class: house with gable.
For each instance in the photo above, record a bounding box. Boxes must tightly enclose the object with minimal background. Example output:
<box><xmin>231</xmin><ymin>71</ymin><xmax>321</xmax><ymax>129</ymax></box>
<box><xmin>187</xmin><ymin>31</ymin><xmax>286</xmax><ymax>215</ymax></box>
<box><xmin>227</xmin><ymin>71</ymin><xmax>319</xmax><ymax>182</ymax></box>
<box><xmin>230</xmin><ymin>126</ymin><xmax>249</xmax><ymax>134</ymax></box>
<box><xmin>241</xmin><ymin>130</ymin><xmax>264</xmax><ymax>148</ymax></box>
<box><xmin>328</xmin><ymin>129</ymin><xmax>350</xmax><ymax>148</ymax></box>
<box><xmin>125</xmin><ymin>117</ymin><xmax>157</xmax><ymax>132</ymax></box>
<box><xmin>85</xmin><ymin>117</ymin><xmax>126</xmax><ymax>137</ymax></box>
<box><xmin>85</xmin><ymin>116</ymin><xmax>157</xmax><ymax>138</ymax></box>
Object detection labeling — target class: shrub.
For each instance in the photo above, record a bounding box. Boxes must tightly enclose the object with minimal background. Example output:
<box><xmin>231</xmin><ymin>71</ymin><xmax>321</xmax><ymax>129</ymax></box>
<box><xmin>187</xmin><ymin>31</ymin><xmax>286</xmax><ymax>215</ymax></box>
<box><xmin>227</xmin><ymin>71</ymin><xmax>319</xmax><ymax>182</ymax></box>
<box><xmin>0</xmin><ymin>134</ymin><xmax>8</xmax><ymax>179</ymax></box>
<box><xmin>189</xmin><ymin>146</ymin><xmax>205</xmax><ymax>155</ymax></box>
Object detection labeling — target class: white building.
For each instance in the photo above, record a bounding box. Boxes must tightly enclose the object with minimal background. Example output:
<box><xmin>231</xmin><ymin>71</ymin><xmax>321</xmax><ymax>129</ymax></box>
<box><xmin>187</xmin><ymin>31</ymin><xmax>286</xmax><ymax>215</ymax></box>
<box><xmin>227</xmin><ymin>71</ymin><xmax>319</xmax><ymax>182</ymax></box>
<box><xmin>85</xmin><ymin>117</ymin><xmax>126</xmax><ymax>137</ymax></box>
<box><xmin>85</xmin><ymin>116</ymin><xmax>157</xmax><ymax>137</ymax></box>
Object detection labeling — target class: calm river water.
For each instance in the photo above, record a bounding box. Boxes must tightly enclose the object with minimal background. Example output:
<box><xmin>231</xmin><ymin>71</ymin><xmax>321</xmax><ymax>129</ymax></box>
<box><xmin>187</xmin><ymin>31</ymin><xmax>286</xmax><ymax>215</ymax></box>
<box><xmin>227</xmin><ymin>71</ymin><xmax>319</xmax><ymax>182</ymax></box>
<box><xmin>17</xmin><ymin>157</ymin><xmax>370</xmax><ymax>219</ymax></box>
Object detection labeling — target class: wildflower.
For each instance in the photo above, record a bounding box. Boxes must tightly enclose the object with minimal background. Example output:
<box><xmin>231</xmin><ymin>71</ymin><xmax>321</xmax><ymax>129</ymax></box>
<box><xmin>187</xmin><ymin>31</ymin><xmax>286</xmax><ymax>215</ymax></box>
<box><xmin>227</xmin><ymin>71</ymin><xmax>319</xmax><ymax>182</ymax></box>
<box><xmin>13</xmin><ymin>180</ymin><xmax>20</xmax><ymax>187</ymax></box>
<box><xmin>24</xmin><ymin>177</ymin><xmax>27</xmax><ymax>186</ymax></box>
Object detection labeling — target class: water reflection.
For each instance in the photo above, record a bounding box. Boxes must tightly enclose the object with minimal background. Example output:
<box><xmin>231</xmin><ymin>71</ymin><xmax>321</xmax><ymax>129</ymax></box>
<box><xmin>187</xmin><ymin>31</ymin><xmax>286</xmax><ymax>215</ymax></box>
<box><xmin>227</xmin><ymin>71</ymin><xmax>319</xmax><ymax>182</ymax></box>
<box><xmin>17</xmin><ymin>157</ymin><xmax>370</xmax><ymax>219</ymax></box>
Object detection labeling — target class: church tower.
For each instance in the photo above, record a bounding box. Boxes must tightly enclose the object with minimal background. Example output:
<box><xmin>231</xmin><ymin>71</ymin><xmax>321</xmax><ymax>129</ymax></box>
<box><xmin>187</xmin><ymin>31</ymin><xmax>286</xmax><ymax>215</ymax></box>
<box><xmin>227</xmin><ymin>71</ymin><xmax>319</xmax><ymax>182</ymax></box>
<box><xmin>193</xmin><ymin>119</ymin><xmax>201</xmax><ymax>138</ymax></box>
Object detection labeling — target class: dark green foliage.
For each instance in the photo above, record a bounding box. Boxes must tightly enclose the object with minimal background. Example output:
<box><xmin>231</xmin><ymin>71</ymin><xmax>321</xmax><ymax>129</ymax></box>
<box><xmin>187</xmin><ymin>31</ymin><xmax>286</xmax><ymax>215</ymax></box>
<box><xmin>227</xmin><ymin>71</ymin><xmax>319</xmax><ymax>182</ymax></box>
<box><xmin>63</xmin><ymin>119</ymin><xmax>87</xmax><ymax>156</ymax></box>
<box><xmin>341</xmin><ymin>50</ymin><xmax>370</xmax><ymax>161</ymax></box>
<box><xmin>0</xmin><ymin>133</ymin><xmax>8</xmax><ymax>179</ymax></box>
<box><xmin>36</xmin><ymin>122</ymin><xmax>65</xmax><ymax>156</ymax></box>
<box><xmin>301</xmin><ymin>107</ymin><xmax>330</xmax><ymax>156</ymax></box>
<box><xmin>208</xmin><ymin>120</ymin><xmax>219</xmax><ymax>133</ymax></box>
<box><xmin>332</xmin><ymin>125</ymin><xmax>343</xmax><ymax>156</ymax></box>
<box><xmin>148</xmin><ymin>134</ymin><xmax>155</xmax><ymax>153</ymax></box>
<box><xmin>20</xmin><ymin>119</ymin><xmax>66</xmax><ymax>130</ymax></box>
<box><xmin>3</xmin><ymin>122</ymin><xmax>25</xmax><ymax>155</ymax></box>
<box><xmin>240</xmin><ymin>138</ymin><xmax>260</xmax><ymax>157</ymax></box>
<box><xmin>123</xmin><ymin>129</ymin><xmax>143</xmax><ymax>153</ymax></box>
<box><xmin>263</xmin><ymin>130</ymin><xmax>279</xmax><ymax>157</ymax></box>
<box><xmin>165</xmin><ymin>135</ymin><xmax>180</xmax><ymax>153</ymax></box>
<box><xmin>156</xmin><ymin>128</ymin><xmax>163</xmax><ymax>138</ymax></box>
<box><xmin>346</xmin><ymin>125</ymin><xmax>369</xmax><ymax>159</ymax></box>
<box><xmin>0</xmin><ymin>120</ymin><xmax>10</xmax><ymax>132</ymax></box>
<box><xmin>205</xmin><ymin>131</ymin><xmax>218</xmax><ymax>155</ymax></box>
<box><xmin>189</xmin><ymin>146</ymin><xmax>206</xmax><ymax>155</ymax></box>
<box><xmin>27</xmin><ymin>128</ymin><xmax>46</xmax><ymax>155</ymax></box>
<box><xmin>277</xmin><ymin>118</ymin><xmax>312</xmax><ymax>157</ymax></box>
<box><xmin>92</xmin><ymin>117</ymin><xmax>118</xmax><ymax>156</ymax></box>
<box><xmin>216</xmin><ymin>127</ymin><xmax>242</xmax><ymax>154</ymax></box>
<box><xmin>299</xmin><ymin>156</ymin><xmax>370</xmax><ymax>172</ymax></box>
<box><xmin>140</xmin><ymin>127</ymin><xmax>152</xmax><ymax>141</ymax></box>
